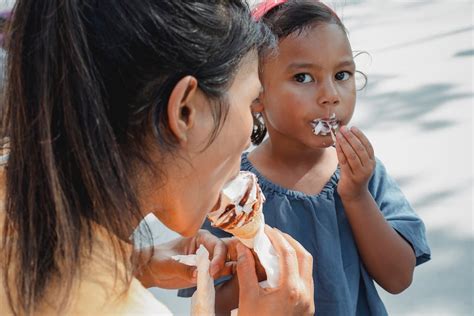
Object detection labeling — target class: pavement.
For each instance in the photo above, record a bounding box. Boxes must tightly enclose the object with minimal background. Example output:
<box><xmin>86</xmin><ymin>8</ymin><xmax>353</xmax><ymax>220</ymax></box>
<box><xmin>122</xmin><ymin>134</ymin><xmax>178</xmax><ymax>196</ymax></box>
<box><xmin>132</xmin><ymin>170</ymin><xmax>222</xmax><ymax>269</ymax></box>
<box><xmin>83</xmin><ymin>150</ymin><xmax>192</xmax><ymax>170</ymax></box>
<box><xmin>2</xmin><ymin>0</ymin><xmax>471</xmax><ymax>315</ymax></box>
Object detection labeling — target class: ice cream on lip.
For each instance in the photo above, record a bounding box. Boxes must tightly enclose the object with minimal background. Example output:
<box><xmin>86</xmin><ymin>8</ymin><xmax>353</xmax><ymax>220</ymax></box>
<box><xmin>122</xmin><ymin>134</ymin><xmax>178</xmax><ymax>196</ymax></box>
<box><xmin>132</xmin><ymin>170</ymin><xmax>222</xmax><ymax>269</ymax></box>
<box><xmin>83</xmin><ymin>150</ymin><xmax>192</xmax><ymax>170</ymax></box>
<box><xmin>311</xmin><ymin>113</ymin><xmax>340</xmax><ymax>144</ymax></box>
<box><xmin>207</xmin><ymin>171</ymin><xmax>265</xmax><ymax>239</ymax></box>
<box><xmin>311</xmin><ymin>113</ymin><xmax>340</xmax><ymax>135</ymax></box>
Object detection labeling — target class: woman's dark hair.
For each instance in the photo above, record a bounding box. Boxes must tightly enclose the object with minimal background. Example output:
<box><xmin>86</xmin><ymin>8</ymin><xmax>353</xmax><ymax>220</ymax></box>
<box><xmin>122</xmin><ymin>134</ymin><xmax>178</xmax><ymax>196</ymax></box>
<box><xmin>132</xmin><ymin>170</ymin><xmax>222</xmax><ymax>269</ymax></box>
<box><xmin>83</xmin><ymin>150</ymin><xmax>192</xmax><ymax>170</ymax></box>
<box><xmin>251</xmin><ymin>0</ymin><xmax>351</xmax><ymax>145</ymax></box>
<box><xmin>0</xmin><ymin>0</ymin><xmax>271</xmax><ymax>314</ymax></box>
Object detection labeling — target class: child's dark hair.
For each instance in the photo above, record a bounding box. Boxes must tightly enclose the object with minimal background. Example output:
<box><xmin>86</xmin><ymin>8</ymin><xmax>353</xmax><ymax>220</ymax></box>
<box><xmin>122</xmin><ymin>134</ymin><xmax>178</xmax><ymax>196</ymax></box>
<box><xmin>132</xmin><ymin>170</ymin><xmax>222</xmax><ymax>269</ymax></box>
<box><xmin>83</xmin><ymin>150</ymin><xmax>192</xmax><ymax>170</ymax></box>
<box><xmin>251</xmin><ymin>0</ymin><xmax>346</xmax><ymax>145</ymax></box>
<box><xmin>1</xmin><ymin>0</ymin><xmax>272</xmax><ymax>315</ymax></box>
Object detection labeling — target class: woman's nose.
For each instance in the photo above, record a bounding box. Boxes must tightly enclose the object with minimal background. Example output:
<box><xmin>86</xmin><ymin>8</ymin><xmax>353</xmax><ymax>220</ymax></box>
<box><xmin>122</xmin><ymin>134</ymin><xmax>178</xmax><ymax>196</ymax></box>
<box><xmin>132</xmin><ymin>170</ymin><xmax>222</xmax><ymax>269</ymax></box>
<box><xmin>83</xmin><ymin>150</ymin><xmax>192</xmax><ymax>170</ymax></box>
<box><xmin>317</xmin><ymin>79</ymin><xmax>340</xmax><ymax>106</ymax></box>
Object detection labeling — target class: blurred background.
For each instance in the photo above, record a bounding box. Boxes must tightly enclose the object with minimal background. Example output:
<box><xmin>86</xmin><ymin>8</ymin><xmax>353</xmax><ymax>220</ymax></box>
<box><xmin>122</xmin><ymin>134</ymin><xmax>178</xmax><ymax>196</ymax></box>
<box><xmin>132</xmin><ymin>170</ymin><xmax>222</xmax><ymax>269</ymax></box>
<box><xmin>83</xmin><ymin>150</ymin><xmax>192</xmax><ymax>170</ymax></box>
<box><xmin>1</xmin><ymin>0</ymin><xmax>471</xmax><ymax>315</ymax></box>
<box><xmin>335</xmin><ymin>1</ymin><xmax>472</xmax><ymax>315</ymax></box>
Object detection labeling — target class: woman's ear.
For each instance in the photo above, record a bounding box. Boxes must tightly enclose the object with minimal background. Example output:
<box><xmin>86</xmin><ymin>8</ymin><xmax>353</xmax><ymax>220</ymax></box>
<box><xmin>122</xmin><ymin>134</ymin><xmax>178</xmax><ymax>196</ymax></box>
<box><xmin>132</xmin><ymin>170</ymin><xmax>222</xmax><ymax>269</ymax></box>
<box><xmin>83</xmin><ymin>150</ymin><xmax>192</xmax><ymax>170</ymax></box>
<box><xmin>251</xmin><ymin>90</ymin><xmax>265</xmax><ymax>113</ymax></box>
<box><xmin>167</xmin><ymin>76</ymin><xmax>199</xmax><ymax>144</ymax></box>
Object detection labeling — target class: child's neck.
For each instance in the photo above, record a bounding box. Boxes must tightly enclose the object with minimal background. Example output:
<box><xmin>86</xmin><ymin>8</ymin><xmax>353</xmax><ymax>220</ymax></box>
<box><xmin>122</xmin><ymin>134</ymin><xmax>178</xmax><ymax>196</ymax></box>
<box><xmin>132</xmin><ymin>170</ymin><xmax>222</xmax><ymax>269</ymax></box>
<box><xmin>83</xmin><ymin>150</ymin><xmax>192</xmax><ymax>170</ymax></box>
<box><xmin>249</xmin><ymin>138</ymin><xmax>338</xmax><ymax>195</ymax></box>
<box><xmin>260</xmin><ymin>136</ymin><xmax>328</xmax><ymax>168</ymax></box>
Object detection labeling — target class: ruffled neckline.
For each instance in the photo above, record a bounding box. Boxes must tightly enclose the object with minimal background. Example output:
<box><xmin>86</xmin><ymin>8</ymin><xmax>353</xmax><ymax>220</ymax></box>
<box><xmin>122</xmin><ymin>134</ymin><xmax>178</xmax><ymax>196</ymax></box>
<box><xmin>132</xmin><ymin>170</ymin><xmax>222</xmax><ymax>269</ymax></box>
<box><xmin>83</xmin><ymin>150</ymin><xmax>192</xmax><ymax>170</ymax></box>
<box><xmin>241</xmin><ymin>152</ymin><xmax>339</xmax><ymax>200</ymax></box>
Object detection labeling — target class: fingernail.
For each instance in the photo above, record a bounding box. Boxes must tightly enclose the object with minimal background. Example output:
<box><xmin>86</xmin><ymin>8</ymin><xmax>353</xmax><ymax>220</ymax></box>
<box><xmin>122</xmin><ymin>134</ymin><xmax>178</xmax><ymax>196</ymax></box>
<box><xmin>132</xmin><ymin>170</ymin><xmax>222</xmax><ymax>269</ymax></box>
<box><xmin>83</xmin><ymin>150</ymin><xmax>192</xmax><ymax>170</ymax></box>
<box><xmin>192</xmin><ymin>269</ymin><xmax>197</xmax><ymax>279</ymax></box>
<box><xmin>350</xmin><ymin>126</ymin><xmax>358</xmax><ymax>132</ymax></box>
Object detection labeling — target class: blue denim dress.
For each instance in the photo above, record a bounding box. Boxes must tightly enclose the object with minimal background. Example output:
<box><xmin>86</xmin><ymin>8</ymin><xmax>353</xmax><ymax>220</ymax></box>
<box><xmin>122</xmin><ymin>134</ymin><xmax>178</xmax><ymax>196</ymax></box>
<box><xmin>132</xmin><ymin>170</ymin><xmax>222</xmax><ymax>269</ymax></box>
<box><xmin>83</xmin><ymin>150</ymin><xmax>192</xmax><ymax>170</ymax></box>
<box><xmin>179</xmin><ymin>153</ymin><xmax>431</xmax><ymax>315</ymax></box>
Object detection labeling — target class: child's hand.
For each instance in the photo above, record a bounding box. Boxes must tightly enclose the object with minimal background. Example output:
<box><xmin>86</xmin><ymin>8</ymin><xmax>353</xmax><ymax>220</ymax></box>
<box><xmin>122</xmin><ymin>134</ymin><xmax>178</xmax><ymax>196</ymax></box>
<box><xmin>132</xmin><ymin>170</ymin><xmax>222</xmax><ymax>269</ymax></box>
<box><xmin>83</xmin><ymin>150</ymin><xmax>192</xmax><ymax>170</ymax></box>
<box><xmin>335</xmin><ymin>126</ymin><xmax>375</xmax><ymax>202</ymax></box>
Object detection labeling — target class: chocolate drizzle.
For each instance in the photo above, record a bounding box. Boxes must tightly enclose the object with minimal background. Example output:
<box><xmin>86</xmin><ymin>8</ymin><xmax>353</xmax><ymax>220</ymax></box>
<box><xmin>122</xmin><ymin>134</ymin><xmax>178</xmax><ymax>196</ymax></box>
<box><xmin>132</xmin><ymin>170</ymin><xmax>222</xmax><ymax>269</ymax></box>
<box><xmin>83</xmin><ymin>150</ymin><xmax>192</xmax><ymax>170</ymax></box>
<box><xmin>239</xmin><ymin>179</ymin><xmax>253</xmax><ymax>207</ymax></box>
<box><xmin>218</xmin><ymin>205</ymin><xmax>235</xmax><ymax>220</ymax></box>
<box><xmin>208</xmin><ymin>171</ymin><xmax>263</xmax><ymax>231</ymax></box>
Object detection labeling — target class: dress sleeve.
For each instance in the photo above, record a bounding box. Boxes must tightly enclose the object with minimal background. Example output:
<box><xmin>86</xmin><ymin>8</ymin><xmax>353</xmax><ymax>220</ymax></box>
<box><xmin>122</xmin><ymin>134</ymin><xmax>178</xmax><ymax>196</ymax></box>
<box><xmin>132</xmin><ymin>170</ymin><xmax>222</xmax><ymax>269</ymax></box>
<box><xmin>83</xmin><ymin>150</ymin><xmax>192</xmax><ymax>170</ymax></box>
<box><xmin>177</xmin><ymin>219</ymin><xmax>233</xmax><ymax>297</ymax></box>
<box><xmin>369</xmin><ymin>158</ymin><xmax>431</xmax><ymax>266</ymax></box>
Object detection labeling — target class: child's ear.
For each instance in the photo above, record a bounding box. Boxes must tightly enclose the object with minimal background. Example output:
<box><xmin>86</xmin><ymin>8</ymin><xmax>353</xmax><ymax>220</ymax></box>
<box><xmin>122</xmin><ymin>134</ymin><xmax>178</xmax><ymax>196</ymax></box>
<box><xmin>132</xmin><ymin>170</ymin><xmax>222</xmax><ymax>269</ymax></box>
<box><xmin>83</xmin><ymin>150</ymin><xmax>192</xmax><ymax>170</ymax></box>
<box><xmin>167</xmin><ymin>76</ymin><xmax>198</xmax><ymax>144</ymax></box>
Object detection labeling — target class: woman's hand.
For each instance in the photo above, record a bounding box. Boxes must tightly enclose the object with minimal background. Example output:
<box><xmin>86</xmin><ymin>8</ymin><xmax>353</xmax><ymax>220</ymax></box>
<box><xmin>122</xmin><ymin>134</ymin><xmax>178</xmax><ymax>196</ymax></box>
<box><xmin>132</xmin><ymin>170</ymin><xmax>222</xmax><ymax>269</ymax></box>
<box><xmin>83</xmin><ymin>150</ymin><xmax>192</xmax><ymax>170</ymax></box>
<box><xmin>236</xmin><ymin>226</ymin><xmax>314</xmax><ymax>316</ymax></box>
<box><xmin>134</xmin><ymin>230</ymin><xmax>233</xmax><ymax>289</ymax></box>
<box><xmin>335</xmin><ymin>126</ymin><xmax>376</xmax><ymax>202</ymax></box>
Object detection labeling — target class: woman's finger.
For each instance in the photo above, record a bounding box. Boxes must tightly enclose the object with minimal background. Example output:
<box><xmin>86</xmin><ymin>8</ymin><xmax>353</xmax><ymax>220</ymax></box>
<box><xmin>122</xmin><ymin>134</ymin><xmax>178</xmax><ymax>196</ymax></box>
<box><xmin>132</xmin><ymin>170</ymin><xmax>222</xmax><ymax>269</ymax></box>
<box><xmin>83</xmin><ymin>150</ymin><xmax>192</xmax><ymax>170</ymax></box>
<box><xmin>196</xmin><ymin>230</ymin><xmax>227</xmax><ymax>277</ymax></box>
<box><xmin>264</xmin><ymin>226</ymin><xmax>299</xmax><ymax>287</ymax></box>
<box><xmin>236</xmin><ymin>243</ymin><xmax>259</xmax><ymax>299</ymax></box>
<box><xmin>280</xmin><ymin>233</ymin><xmax>315</xmax><ymax>313</ymax></box>
<box><xmin>279</xmin><ymin>231</ymin><xmax>313</xmax><ymax>282</ymax></box>
<box><xmin>222</xmin><ymin>237</ymin><xmax>240</xmax><ymax>262</ymax></box>
<box><xmin>209</xmin><ymin>241</ymin><xmax>227</xmax><ymax>277</ymax></box>
<box><xmin>154</xmin><ymin>255</ymin><xmax>197</xmax><ymax>284</ymax></box>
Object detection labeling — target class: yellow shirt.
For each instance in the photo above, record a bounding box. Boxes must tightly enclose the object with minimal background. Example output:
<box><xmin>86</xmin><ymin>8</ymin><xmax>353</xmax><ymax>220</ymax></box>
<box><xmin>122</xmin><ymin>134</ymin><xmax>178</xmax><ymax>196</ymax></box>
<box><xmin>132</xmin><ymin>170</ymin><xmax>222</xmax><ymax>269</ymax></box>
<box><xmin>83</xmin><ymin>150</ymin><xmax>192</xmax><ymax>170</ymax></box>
<box><xmin>0</xmin><ymin>167</ymin><xmax>172</xmax><ymax>315</ymax></box>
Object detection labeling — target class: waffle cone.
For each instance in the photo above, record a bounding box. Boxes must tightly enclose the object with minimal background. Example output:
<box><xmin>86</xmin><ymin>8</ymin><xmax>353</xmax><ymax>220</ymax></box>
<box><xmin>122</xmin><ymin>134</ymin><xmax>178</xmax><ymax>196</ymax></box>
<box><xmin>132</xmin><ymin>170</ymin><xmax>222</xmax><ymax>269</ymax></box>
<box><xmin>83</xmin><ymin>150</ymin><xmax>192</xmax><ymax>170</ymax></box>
<box><xmin>223</xmin><ymin>210</ymin><xmax>263</xmax><ymax>240</ymax></box>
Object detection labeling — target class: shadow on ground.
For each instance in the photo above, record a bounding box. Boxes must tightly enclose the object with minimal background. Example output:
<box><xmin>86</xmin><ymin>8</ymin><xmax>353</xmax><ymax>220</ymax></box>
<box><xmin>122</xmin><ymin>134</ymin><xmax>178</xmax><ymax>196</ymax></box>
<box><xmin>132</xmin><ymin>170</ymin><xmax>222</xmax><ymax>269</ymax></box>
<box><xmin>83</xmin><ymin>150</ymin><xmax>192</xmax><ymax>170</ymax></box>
<box><xmin>381</xmin><ymin>228</ymin><xmax>473</xmax><ymax>315</ymax></box>
<box><xmin>357</xmin><ymin>76</ymin><xmax>472</xmax><ymax>132</ymax></box>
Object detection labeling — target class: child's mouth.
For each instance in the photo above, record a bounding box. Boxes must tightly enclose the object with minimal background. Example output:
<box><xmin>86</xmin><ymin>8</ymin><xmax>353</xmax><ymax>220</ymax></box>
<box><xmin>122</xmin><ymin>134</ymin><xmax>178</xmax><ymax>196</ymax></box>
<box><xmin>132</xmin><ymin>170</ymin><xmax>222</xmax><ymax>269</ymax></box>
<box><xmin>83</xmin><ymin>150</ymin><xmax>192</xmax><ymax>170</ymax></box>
<box><xmin>311</xmin><ymin>113</ymin><xmax>339</xmax><ymax>143</ymax></box>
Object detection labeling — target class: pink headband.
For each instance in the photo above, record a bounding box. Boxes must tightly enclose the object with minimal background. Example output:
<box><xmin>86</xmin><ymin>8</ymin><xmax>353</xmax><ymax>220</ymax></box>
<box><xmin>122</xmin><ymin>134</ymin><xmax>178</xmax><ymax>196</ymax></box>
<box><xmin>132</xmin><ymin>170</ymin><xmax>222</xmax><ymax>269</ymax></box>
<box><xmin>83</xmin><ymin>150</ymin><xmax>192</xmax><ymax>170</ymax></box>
<box><xmin>251</xmin><ymin>0</ymin><xmax>288</xmax><ymax>20</ymax></box>
<box><xmin>251</xmin><ymin>0</ymin><xmax>338</xmax><ymax>21</ymax></box>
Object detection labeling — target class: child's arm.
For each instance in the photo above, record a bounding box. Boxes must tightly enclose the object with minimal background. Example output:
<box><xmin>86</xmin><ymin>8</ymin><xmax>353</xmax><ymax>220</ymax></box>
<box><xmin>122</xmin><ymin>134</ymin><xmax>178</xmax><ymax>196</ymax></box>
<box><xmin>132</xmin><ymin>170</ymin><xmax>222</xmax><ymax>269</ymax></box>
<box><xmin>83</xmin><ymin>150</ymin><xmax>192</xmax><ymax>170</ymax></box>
<box><xmin>335</xmin><ymin>126</ymin><xmax>416</xmax><ymax>294</ymax></box>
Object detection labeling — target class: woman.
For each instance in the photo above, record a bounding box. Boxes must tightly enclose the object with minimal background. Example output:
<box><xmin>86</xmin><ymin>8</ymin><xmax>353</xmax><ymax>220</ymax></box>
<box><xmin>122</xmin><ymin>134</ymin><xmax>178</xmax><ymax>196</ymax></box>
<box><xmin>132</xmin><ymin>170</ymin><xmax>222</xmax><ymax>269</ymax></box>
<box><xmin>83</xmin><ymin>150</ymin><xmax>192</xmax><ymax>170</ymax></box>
<box><xmin>0</xmin><ymin>0</ymin><xmax>314</xmax><ymax>315</ymax></box>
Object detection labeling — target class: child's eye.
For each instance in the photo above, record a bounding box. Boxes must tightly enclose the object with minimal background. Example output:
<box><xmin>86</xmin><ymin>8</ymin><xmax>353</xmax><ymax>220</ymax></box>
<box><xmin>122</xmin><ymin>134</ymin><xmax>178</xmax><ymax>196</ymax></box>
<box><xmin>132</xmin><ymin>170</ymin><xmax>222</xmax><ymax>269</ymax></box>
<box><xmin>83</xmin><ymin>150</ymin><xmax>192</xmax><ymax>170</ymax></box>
<box><xmin>335</xmin><ymin>71</ymin><xmax>351</xmax><ymax>81</ymax></box>
<box><xmin>294</xmin><ymin>73</ymin><xmax>314</xmax><ymax>83</ymax></box>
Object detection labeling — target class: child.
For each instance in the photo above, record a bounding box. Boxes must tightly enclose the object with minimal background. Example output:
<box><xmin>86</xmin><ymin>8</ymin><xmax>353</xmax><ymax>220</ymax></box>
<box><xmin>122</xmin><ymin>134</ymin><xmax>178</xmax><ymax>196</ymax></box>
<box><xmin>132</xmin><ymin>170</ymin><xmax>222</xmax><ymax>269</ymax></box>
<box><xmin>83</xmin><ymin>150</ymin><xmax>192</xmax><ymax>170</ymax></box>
<box><xmin>185</xmin><ymin>0</ymin><xmax>431</xmax><ymax>315</ymax></box>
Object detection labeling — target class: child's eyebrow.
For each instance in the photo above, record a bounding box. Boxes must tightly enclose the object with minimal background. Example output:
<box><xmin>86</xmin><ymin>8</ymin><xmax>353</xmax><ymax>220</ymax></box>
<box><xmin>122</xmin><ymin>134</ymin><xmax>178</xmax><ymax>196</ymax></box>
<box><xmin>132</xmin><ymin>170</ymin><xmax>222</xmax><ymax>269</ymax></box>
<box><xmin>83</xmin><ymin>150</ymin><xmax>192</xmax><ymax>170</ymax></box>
<box><xmin>287</xmin><ymin>60</ymin><xmax>355</xmax><ymax>71</ymax></box>
<box><xmin>287</xmin><ymin>62</ymin><xmax>321</xmax><ymax>71</ymax></box>
<box><xmin>336</xmin><ymin>60</ymin><xmax>356</xmax><ymax>68</ymax></box>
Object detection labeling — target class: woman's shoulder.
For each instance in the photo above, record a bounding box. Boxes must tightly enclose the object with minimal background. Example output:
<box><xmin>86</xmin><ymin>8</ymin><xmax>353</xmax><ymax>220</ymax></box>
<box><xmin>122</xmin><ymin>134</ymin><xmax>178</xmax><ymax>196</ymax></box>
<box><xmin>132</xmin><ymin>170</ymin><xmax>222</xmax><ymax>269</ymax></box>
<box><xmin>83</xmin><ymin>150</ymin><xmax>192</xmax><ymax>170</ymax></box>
<box><xmin>59</xmin><ymin>232</ymin><xmax>171</xmax><ymax>315</ymax></box>
<box><xmin>0</xmin><ymin>218</ymin><xmax>171</xmax><ymax>315</ymax></box>
<box><xmin>66</xmin><ymin>276</ymin><xmax>172</xmax><ymax>315</ymax></box>
<box><xmin>69</xmin><ymin>225</ymin><xmax>172</xmax><ymax>315</ymax></box>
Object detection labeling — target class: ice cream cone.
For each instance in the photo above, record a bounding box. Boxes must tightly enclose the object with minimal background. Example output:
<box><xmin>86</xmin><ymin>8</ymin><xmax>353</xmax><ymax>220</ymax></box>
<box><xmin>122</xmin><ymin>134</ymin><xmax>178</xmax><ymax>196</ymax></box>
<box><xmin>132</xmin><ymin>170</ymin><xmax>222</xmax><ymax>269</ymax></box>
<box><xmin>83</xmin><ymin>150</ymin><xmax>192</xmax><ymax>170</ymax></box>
<box><xmin>207</xmin><ymin>171</ymin><xmax>265</xmax><ymax>242</ymax></box>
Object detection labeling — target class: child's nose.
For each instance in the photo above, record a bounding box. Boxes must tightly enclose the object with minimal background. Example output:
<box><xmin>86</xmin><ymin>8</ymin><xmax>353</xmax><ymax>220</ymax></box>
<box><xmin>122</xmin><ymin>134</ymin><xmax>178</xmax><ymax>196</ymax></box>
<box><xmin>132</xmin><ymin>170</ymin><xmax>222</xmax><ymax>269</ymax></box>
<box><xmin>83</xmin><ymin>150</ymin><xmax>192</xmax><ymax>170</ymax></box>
<box><xmin>317</xmin><ymin>80</ymin><xmax>340</xmax><ymax>107</ymax></box>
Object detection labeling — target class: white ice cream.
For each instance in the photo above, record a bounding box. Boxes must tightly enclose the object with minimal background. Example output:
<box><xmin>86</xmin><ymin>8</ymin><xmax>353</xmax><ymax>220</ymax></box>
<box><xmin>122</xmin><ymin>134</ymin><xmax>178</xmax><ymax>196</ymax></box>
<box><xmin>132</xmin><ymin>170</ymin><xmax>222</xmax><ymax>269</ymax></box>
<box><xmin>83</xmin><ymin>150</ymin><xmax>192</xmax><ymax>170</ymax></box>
<box><xmin>207</xmin><ymin>171</ymin><xmax>263</xmax><ymax>228</ymax></box>
<box><xmin>312</xmin><ymin>113</ymin><xmax>339</xmax><ymax>136</ymax></box>
<box><xmin>222</xmin><ymin>172</ymin><xmax>257</xmax><ymax>214</ymax></box>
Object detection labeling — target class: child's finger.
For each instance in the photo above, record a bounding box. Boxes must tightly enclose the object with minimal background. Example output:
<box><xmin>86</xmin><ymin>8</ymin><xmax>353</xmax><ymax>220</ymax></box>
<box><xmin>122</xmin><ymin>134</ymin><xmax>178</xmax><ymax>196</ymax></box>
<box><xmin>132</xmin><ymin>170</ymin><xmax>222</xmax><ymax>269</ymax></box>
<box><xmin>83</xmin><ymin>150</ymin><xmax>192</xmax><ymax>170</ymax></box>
<box><xmin>338</xmin><ymin>127</ymin><xmax>363</xmax><ymax>171</ymax></box>
<box><xmin>336</xmin><ymin>140</ymin><xmax>353</xmax><ymax>175</ymax></box>
<box><xmin>335</xmin><ymin>139</ymin><xmax>347</xmax><ymax>165</ymax></box>
<box><xmin>336</xmin><ymin>133</ymin><xmax>353</xmax><ymax>174</ymax></box>
<box><xmin>350</xmin><ymin>126</ymin><xmax>375</xmax><ymax>159</ymax></box>
<box><xmin>343</xmin><ymin>127</ymin><xmax>371</xmax><ymax>166</ymax></box>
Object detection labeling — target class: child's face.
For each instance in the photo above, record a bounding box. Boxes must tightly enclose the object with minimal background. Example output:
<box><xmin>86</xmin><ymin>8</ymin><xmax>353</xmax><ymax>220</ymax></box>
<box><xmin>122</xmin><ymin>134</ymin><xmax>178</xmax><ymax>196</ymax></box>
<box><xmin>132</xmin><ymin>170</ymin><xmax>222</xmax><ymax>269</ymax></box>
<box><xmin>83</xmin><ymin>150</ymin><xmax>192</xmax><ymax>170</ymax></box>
<box><xmin>259</xmin><ymin>22</ymin><xmax>356</xmax><ymax>148</ymax></box>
